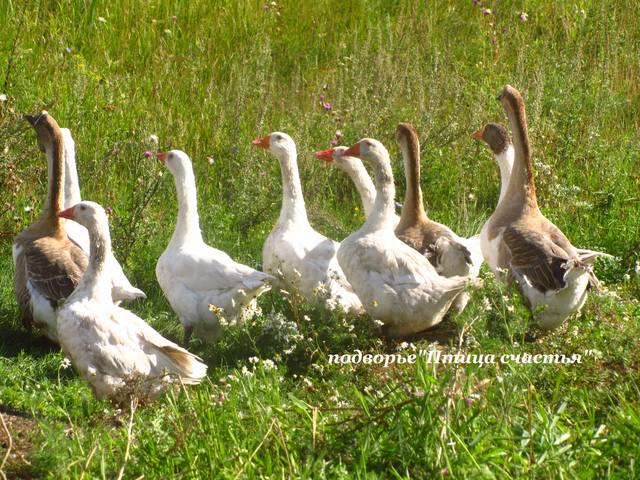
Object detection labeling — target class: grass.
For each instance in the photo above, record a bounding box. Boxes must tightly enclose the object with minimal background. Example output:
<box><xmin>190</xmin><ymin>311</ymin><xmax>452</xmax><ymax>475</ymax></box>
<box><xmin>1</xmin><ymin>0</ymin><xmax>639</xmax><ymax>478</ymax></box>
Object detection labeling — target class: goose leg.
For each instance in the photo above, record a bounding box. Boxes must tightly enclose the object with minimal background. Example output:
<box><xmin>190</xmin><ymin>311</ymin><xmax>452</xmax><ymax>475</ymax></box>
<box><xmin>183</xmin><ymin>325</ymin><xmax>193</xmax><ymax>347</ymax></box>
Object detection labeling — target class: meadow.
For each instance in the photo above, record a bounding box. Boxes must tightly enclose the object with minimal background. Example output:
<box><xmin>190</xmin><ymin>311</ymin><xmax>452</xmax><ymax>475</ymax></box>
<box><xmin>1</xmin><ymin>0</ymin><xmax>639</xmax><ymax>478</ymax></box>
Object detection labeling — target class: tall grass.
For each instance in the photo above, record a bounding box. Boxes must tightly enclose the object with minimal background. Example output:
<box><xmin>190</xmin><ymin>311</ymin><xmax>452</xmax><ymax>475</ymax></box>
<box><xmin>1</xmin><ymin>0</ymin><xmax>639</xmax><ymax>478</ymax></box>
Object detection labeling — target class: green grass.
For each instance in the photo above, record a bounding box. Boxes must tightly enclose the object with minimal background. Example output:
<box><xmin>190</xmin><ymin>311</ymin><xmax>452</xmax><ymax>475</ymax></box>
<box><xmin>1</xmin><ymin>0</ymin><xmax>639</xmax><ymax>478</ymax></box>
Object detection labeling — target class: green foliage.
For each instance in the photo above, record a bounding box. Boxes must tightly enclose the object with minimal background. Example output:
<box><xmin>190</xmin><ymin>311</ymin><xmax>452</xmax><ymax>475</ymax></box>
<box><xmin>0</xmin><ymin>0</ymin><xmax>639</xmax><ymax>478</ymax></box>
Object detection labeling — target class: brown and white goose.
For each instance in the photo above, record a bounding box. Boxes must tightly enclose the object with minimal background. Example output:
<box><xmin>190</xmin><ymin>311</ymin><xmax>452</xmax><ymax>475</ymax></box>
<box><xmin>13</xmin><ymin>112</ymin><xmax>88</xmax><ymax>341</ymax></box>
<box><xmin>479</xmin><ymin>85</ymin><xmax>611</xmax><ymax>329</ymax></box>
<box><xmin>394</xmin><ymin>123</ymin><xmax>483</xmax><ymax>313</ymax></box>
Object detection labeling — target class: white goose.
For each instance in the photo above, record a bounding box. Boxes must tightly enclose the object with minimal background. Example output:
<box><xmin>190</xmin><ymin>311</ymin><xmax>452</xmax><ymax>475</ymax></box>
<box><xmin>393</xmin><ymin>123</ymin><xmax>483</xmax><ymax>313</ymax></box>
<box><xmin>13</xmin><ymin>112</ymin><xmax>87</xmax><ymax>342</ymax></box>
<box><xmin>476</xmin><ymin>85</ymin><xmax>611</xmax><ymax>329</ymax></box>
<box><xmin>60</xmin><ymin>127</ymin><xmax>146</xmax><ymax>303</ymax></box>
<box><xmin>315</xmin><ymin>146</ymin><xmax>400</xmax><ymax>225</ymax></box>
<box><xmin>156</xmin><ymin>150</ymin><xmax>273</xmax><ymax>345</ymax></box>
<box><xmin>252</xmin><ymin>133</ymin><xmax>363</xmax><ymax>314</ymax></box>
<box><xmin>331</xmin><ymin>139</ymin><xmax>479</xmax><ymax>337</ymax></box>
<box><xmin>57</xmin><ymin>201</ymin><xmax>207</xmax><ymax>402</ymax></box>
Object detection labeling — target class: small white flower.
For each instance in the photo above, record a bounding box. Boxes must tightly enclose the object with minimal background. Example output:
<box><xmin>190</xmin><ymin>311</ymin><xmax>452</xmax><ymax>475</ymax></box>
<box><xmin>482</xmin><ymin>297</ymin><xmax>492</xmax><ymax>312</ymax></box>
<box><xmin>467</xmin><ymin>192</ymin><xmax>476</xmax><ymax>201</ymax></box>
<box><xmin>325</xmin><ymin>298</ymin><xmax>337</xmax><ymax>310</ymax></box>
<box><xmin>248</xmin><ymin>356</ymin><xmax>259</xmax><ymax>364</ymax></box>
<box><xmin>262</xmin><ymin>359</ymin><xmax>275</xmax><ymax>370</ymax></box>
<box><xmin>302</xmin><ymin>377</ymin><xmax>313</xmax><ymax>387</ymax></box>
<box><xmin>148</xmin><ymin>134</ymin><xmax>159</xmax><ymax>144</ymax></box>
<box><xmin>60</xmin><ymin>357</ymin><xmax>72</xmax><ymax>369</ymax></box>
<box><xmin>24</xmin><ymin>206</ymin><xmax>33</xmax><ymax>213</ymax></box>
<box><xmin>635</xmin><ymin>261</ymin><xmax>640</xmax><ymax>275</ymax></box>
<box><xmin>374</xmin><ymin>319</ymin><xmax>384</xmax><ymax>326</ymax></box>
<box><xmin>241</xmin><ymin>366</ymin><xmax>253</xmax><ymax>377</ymax></box>
<box><xmin>303</xmin><ymin>315</ymin><xmax>311</xmax><ymax>322</ymax></box>
<box><xmin>97</xmin><ymin>16</ymin><xmax>107</xmax><ymax>23</ymax></box>
<box><xmin>0</xmin><ymin>94</ymin><xmax>7</xmax><ymax>102</ymax></box>
<box><xmin>506</xmin><ymin>304</ymin><xmax>515</xmax><ymax>313</ymax></box>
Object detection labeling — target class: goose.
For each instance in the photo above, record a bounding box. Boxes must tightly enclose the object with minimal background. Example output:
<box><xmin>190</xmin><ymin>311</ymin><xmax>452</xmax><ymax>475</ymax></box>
<box><xmin>476</xmin><ymin>85</ymin><xmax>611</xmax><ymax>329</ymax></box>
<box><xmin>315</xmin><ymin>146</ymin><xmax>400</xmax><ymax>225</ymax></box>
<box><xmin>12</xmin><ymin>112</ymin><xmax>88</xmax><ymax>342</ymax></box>
<box><xmin>156</xmin><ymin>150</ymin><xmax>273</xmax><ymax>345</ymax></box>
<box><xmin>330</xmin><ymin>138</ymin><xmax>480</xmax><ymax>337</ymax></box>
<box><xmin>473</xmin><ymin>122</ymin><xmax>609</xmax><ymax>268</ymax></box>
<box><xmin>57</xmin><ymin>201</ymin><xmax>207</xmax><ymax>402</ymax></box>
<box><xmin>393</xmin><ymin>123</ymin><xmax>483</xmax><ymax>313</ymax></box>
<box><xmin>252</xmin><ymin>132</ymin><xmax>363</xmax><ymax>314</ymax></box>
<box><xmin>60</xmin><ymin>127</ymin><xmax>146</xmax><ymax>303</ymax></box>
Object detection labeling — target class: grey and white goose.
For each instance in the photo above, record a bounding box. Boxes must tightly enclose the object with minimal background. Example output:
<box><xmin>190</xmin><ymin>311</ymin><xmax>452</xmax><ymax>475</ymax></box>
<box><xmin>393</xmin><ymin>122</ymin><xmax>483</xmax><ymax>314</ymax></box>
<box><xmin>13</xmin><ymin>112</ymin><xmax>88</xmax><ymax>341</ymax></box>
<box><xmin>476</xmin><ymin>85</ymin><xmax>612</xmax><ymax>329</ymax></box>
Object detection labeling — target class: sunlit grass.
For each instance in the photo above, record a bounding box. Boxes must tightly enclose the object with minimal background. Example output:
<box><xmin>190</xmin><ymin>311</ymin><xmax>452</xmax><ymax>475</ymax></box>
<box><xmin>1</xmin><ymin>0</ymin><xmax>639</xmax><ymax>478</ymax></box>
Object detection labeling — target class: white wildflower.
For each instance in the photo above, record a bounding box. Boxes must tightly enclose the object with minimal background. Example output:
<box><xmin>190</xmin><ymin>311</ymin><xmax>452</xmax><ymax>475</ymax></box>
<box><xmin>302</xmin><ymin>377</ymin><xmax>313</xmax><ymax>387</ymax></box>
<box><xmin>97</xmin><ymin>16</ymin><xmax>107</xmax><ymax>23</ymax></box>
<box><xmin>60</xmin><ymin>357</ymin><xmax>72</xmax><ymax>369</ymax></box>
<box><xmin>248</xmin><ymin>356</ymin><xmax>259</xmax><ymax>364</ymax></box>
<box><xmin>148</xmin><ymin>134</ymin><xmax>159</xmax><ymax>144</ymax></box>
<box><xmin>241</xmin><ymin>366</ymin><xmax>253</xmax><ymax>377</ymax></box>
<box><xmin>262</xmin><ymin>359</ymin><xmax>276</xmax><ymax>370</ymax></box>
<box><xmin>0</xmin><ymin>94</ymin><xmax>7</xmax><ymax>102</ymax></box>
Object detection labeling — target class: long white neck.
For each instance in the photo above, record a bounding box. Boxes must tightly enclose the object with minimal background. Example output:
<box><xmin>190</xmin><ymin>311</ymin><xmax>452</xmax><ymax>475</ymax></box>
<box><xmin>362</xmin><ymin>150</ymin><xmax>396</xmax><ymax>232</ymax></box>
<box><xmin>496</xmin><ymin>144</ymin><xmax>514</xmax><ymax>205</ymax></box>
<box><xmin>275</xmin><ymin>145</ymin><xmax>309</xmax><ymax>226</ymax></box>
<box><xmin>61</xmin><ymin>129</ymin><xmax>82</xmax><ymax>208</ymax></box>
<box><xmin>74</xmin><ymin>218</ymin><xmax>112</xmax><ymax>303</ymax></box>
<box><xmin>170</xmin><ymin>164</ymin><xmax>203</xmax><ymax>245</ymax></box>
<box><xmin>339</xmin><ymin>158</ymin><xmax>376</xmax><ymax>219</ymax></box>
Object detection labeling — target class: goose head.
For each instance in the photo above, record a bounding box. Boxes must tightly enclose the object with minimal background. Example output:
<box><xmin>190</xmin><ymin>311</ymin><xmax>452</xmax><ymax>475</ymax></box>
<box><xmin>394</xmin><ymin>122</ymin><xmax>419</xmax><ymax>149</ymax></box>
<box><xmin>24</xmin><ymin>111</ymin><xmax>61</xmax><ymax>153</ymax></box>
<box><xmin>252</xmin><ymin>132</ymin><xmax>296</xmax><ymax>157</ymax></box>
<box><xmin>314</xmin><ymin>145</ymin><xmax>365</xmax><ymax>172</ymax></box>
<box><xmin>59</xmin><ymin>201</ymin><xmax>107</xmax><ymax>229</ymax></box>
<box><xmin>342</xmin><ymin>138</ymin><xmax>388</xmax><ymax>162</ymax></box>
<box><xmin>473</xmin><ymin>123</ymin><xmax>511</xmax><ymax>155</ymax></box>
<box><xmin>157</xmin><ymin>150</ymin><xmax>192</xmax><ymax>178</ymax></box>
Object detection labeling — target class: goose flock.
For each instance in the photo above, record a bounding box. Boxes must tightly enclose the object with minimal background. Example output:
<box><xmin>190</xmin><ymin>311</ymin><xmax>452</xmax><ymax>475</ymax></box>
<box><xmin>12</xmin><ymin>85</ymin><xmax>611</xmax><ymax>402</ymax></box>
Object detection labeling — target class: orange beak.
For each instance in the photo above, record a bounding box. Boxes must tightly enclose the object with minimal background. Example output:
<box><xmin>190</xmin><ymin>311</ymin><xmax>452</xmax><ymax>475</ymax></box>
<box><xmin>343</xmin><ymin>142</ymin><xmax>361</xmax><ymax>157</ymax></box>
<box><xmin>252</xmin><ymin>135</ymin><xmax>270</xmax><ymax>149</ymax></box>
<box><xmin>156</xmin><ymin>152</ymin><xmax>167</xmax><ymax>162</ymax></box>
<box><xmin>472</xmin><ymin>128</ymin><xmax>484</xmax><ymax>140</ymax></box>
<box><xmin>58</xmin><ymin>206</ymin><xmax>75</xmax><ymax>219</ymax></box>
<box><xmin>314</xmin><ymin>148</ymin><xmax>335</xmax><ymax>163</ymax></box>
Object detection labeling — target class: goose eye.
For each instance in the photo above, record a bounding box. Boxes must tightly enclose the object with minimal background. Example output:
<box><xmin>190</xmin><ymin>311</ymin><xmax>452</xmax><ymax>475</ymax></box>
<box><xmin>80</xmin><ymin>205</ymin><xmax>86</xmax><ymax>211</ymax></box>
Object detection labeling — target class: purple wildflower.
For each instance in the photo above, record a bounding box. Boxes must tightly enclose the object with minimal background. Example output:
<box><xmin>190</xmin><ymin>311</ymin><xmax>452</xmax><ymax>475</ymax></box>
<box><xmin>481</xmin><ymin>8</ymin><xmax>492</xmax><ymax>15</ymax></box>
<box><xmin>322</xmin><ymin>102</ymin><xmax>332</xmax><ymax>111</ymax></box>
<box><xmin>490</xmin><ymin>36</ymin><xmax>497</xmax><ymax>45</ymax></box>
<box><xmin>143</xmin><ymin>150</ymin><xmax>153</xmax><ymax>158</ymax></box>
<box><xmin>171</xmin><ymin>15</ymin><xmax>177</xmax><ymax>21</ymax></box>
<box><xmin>319</xmin><ymin>94</ymin><xmax>325</xmax><ymax>101</ymax></box>
<box><xmin>65</xmin><ymin>47</ymin><xmax>71</xmax><ymax>54</ymax></box>
<box><xmin>335</xmin><ymin>130</ymin><xmax>343</xmax><ymax>138</ymax></box>
<box><xmin>330</xmin><ymin>139</ymin><xmax>338</xmax><ymax>146</ymax></box>
<box><xmin>105</xmin><ymin>206</ymin><xmax>113</xmax><ymax>215</ymax></box>
<box><xmin>518</xmin><ymin>12</ymin><xmax>528</xmax><ymax>21</ymax></box>
<box><xmin>441</xmin><ymin>467</ymin><xmax>450</xmax><ymax>475</ymax></box>
<box><xmin>465</xmin><ymin>397</ymin><xmax>475</xmax><ymax>405</ymax></box>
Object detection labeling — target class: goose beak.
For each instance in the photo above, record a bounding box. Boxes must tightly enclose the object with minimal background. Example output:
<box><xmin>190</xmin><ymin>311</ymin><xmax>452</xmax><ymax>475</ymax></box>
<box><xmin>472</xmin><ymin>128</ymin><xmax>484</xmax><ymax>140</ymax></box>
<box><xmin>314</xmin><ymin>148</ymin><xmax>335</xmax><ymax>163</ymax></box>
<box><xmin>343</xmin><ymin>143</ymin><xmax>361</xmax><ymax>157</ymax></box>
<box><xmin>252</xmin><ymin>135</ymin><xmax>270</xmax><ymax>149</ymax></box>
<box><xmin>156</xmin><ymin>152</ymin><xmax>167</xmax><ymax>162</ymax></box>
<box><xmin>58</xmin><ymin>206</ymin><xmax>75</xmax><ymax>219</ymax></box>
